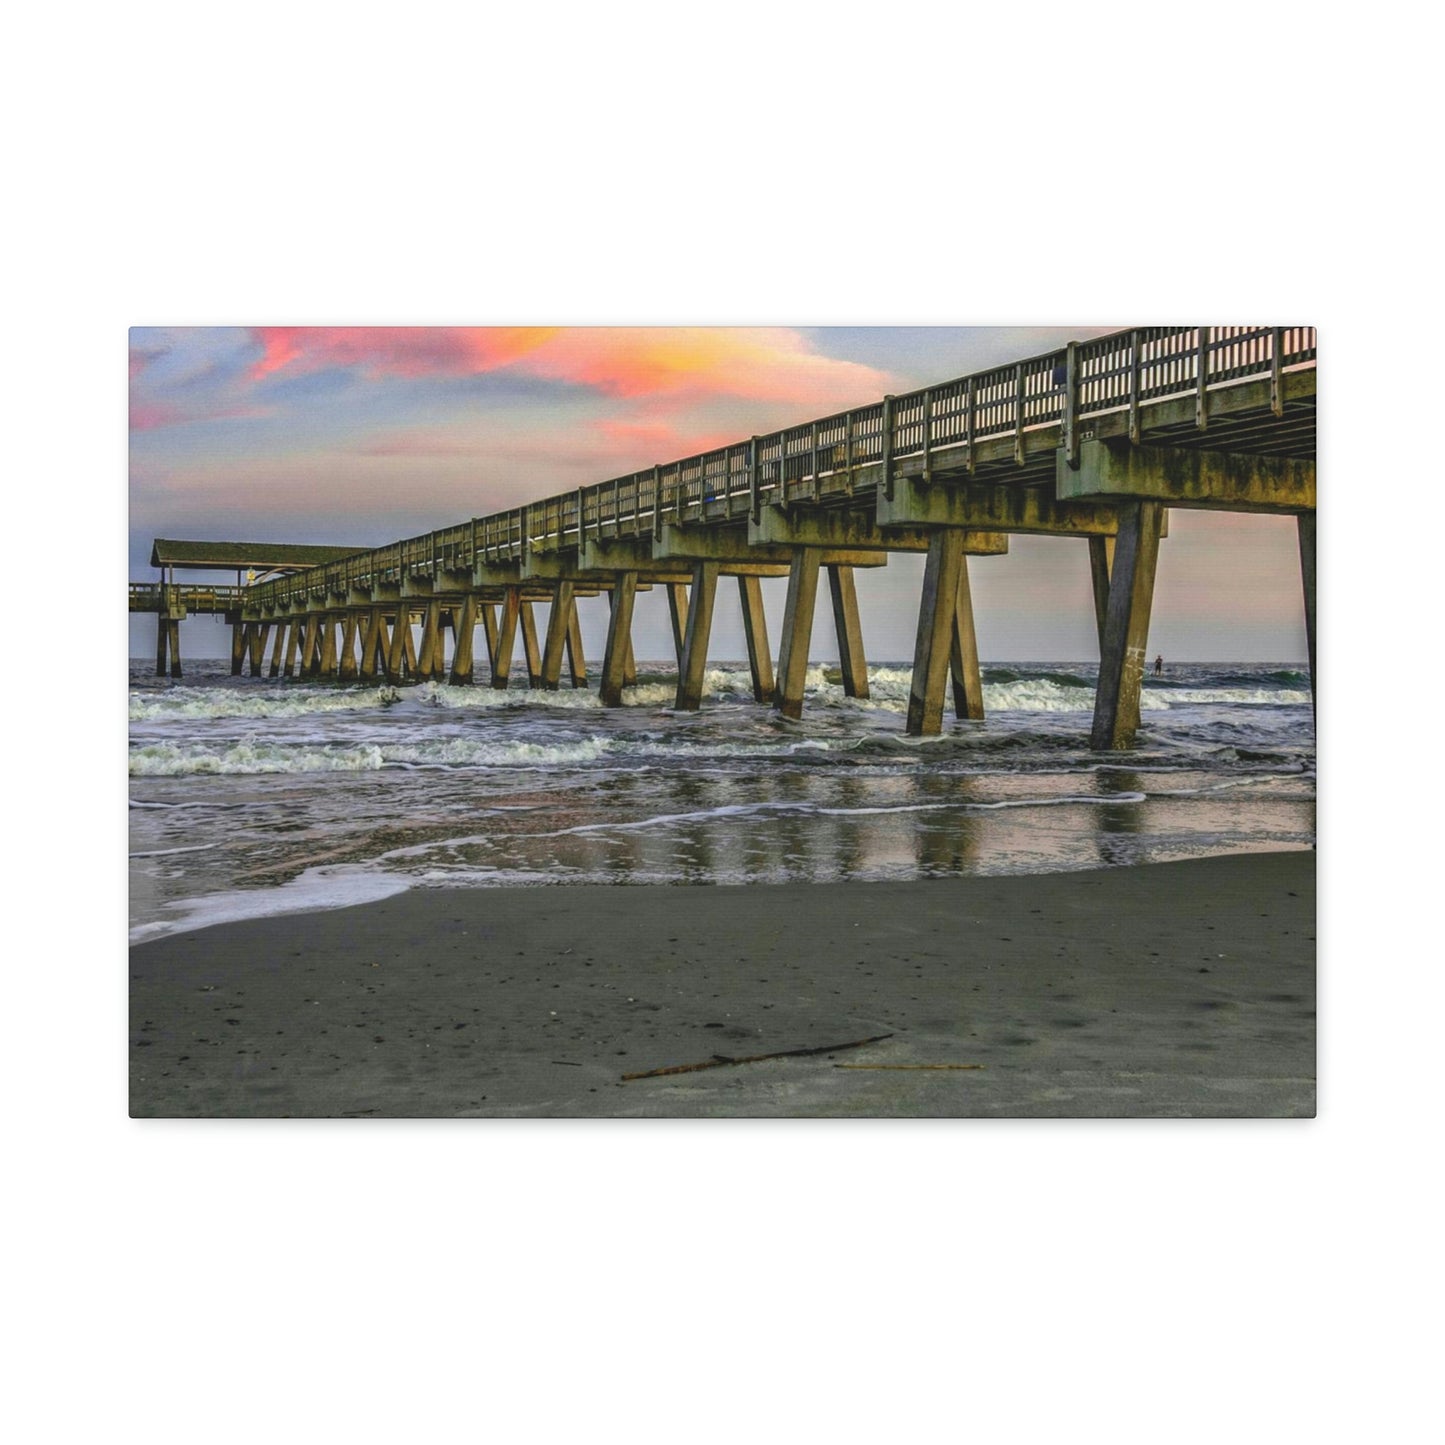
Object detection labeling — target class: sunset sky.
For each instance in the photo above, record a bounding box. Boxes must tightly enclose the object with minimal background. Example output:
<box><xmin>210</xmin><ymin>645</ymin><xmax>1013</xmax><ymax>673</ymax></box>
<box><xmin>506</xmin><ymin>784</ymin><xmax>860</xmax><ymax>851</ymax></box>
<box><xmin>128</xmin><ymin>326</ymin><xmax>1309</xmax><ymax>663</ymax></box>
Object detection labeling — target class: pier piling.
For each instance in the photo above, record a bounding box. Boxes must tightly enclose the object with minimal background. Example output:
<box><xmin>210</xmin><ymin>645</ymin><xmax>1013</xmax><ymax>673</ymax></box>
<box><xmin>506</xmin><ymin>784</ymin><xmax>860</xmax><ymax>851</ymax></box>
<box><xmin>541</xmin><ymin>582</ymin><xmax>575</xmax><ymax>690</ymax></box>
<box><xmin>738</xmin><ymin>575</ymin><xmax>774</xmax><ymax>704</ymax></box>
<box><xmin>1091</xmin><ymin>500</ymin><xmax>1165</xmax><ymax>750</ymax></box>
<box><xmin>907</xmin><ymin>530</ymin><xmax>965</xmax><ymax>736</ymax></box>
<box><xmin>601</xmin><ymin>573</ymin><xmax>639</xmax><ymax>707</ymax></box>
<box><xmin>827</xmin><ymin>564</ymin><xmax>869</xmax><ymax>700</ymax></box>
<box><xmin>675</xmin><ymin>561</ymin><xmax>719</xmax><ymax>710</ymax></box>
<box><xmin>775</xmin><ymin>547</ymin><xmax>823</xmax><ymax>720</ymax></box>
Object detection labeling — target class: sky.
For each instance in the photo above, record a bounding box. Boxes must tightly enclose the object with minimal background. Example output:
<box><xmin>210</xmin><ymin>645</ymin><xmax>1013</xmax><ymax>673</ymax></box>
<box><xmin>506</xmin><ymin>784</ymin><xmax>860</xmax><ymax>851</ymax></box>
<box><xmin>129</xmin><ymin>326</ymin><xmax>1309</xmax><ymax>664</ymax></box>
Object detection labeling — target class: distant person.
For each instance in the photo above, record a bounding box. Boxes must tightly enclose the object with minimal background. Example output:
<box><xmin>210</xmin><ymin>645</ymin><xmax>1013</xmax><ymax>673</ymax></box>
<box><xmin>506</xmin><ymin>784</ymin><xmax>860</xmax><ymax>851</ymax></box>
<box><xmin>1154</xmin><ymin>654</ymin><xmax>1163</xmax><ymax>676</ymax></box>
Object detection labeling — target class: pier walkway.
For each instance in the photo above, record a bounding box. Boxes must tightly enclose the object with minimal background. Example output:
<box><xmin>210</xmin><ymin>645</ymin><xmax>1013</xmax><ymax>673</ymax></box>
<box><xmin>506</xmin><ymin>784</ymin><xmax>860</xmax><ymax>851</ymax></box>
<box><xmin>135</xmin><ymin>325</ymin><xmax>1316</xmax><ymax>748</ymax></box>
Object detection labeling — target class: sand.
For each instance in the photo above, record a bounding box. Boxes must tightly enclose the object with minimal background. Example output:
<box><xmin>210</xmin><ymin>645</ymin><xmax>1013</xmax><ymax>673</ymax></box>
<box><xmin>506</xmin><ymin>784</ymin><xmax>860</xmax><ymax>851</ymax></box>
<box><xmin>129</xmin><ymin>851</ymin><xmax>1315</xmax><ymax>1118</ymax></box>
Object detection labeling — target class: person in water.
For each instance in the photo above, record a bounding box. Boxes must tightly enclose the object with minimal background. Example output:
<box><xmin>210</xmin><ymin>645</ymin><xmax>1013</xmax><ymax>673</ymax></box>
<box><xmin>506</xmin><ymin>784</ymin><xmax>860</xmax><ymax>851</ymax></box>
<box><xmin>1154</xmin><ymin>654</ymin><xmax>1164</xmax><ymax>675</ymax></box>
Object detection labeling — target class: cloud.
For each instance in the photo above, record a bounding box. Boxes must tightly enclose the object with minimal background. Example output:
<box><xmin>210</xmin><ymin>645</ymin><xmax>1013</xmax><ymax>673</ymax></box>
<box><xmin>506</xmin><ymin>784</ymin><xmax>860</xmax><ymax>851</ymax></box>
<box><xmin>246</xmin><ymin>326</ymin><xmax>895</xmax><ymax>411</ymax></box>
<box><xmin>249</xmin><ymin>327</ymin><xmax>557</xmax><ymax>382</ymax></box>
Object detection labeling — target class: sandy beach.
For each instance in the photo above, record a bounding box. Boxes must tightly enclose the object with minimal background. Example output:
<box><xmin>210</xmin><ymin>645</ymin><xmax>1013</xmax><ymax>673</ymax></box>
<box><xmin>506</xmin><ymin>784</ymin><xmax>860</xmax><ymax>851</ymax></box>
<box><xmin>128</xmin><ymin>850</ymin><xmax>1315</xmax><ymax>1118</ymax></box>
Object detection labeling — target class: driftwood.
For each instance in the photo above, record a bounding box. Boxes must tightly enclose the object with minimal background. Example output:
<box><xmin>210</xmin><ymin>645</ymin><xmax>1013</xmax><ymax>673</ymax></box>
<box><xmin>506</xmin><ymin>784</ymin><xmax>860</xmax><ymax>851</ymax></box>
<box><xmin>621</xmin><ymin>1032</ymin><xmax>894</xmax><ymax>1082</ymax></box>
<box><xmin>834</xmin><ymin>1063</ymin><xmax>984</xmax><ymax>1071</ymax></box>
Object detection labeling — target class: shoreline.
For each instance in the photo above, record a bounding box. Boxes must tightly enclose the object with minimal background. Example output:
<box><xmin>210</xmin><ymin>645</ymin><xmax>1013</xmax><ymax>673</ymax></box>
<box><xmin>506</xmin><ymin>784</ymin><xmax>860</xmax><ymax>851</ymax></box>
<box><xmin>130</xmin><ymin>850</ymin><xmax>1315</xmax><ymax>1119</ymax></box>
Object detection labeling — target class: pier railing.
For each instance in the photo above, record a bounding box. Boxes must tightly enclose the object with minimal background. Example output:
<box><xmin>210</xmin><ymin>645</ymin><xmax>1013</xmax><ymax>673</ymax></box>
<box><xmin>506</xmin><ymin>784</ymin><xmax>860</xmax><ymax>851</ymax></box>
<box><xmin>129</xmin><ymin>583</ymin><xmax>246</xmax><ymax>613</ymax></box>
<box><xmin>246</xmin><ymin>324</ymin><xmax>1316</xmax><ymax>611</ymax></box>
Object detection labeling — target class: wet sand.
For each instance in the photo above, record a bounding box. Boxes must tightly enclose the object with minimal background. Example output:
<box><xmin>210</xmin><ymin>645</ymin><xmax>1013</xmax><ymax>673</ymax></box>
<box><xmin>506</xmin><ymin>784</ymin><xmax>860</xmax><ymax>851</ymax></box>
<box><xmin>129</xmin><ymin>851</ymin><xmax>1315</xmax><ymax>1118</ymax></box>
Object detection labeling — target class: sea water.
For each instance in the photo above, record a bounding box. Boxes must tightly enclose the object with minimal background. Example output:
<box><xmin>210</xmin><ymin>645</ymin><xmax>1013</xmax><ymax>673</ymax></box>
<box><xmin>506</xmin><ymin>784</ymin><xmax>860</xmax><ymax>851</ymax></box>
<box><xmin>128</xmin><ymin>658</ymin><xmax>1316</xmax><ymax>941</ymax></box>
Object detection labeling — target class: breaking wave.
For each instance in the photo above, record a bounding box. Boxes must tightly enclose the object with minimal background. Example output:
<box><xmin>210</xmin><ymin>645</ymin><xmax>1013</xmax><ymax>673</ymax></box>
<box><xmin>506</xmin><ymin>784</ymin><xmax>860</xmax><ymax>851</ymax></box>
<box><xmin>129</xmin><ymin>685</ymin><xmax>399</xmax><ymax>722</ymax></box>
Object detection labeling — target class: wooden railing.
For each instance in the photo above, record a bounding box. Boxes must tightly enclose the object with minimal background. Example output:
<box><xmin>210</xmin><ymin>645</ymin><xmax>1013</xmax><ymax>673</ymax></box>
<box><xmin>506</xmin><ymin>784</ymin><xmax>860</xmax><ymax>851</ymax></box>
<box><xmin>244</xmin><ymin>324</ymin><xmax>1316</xmax><ymax>610</ymax></box>
<box><xmin>129</xmin><ymin>583</ymin><xmax>247</xmax><ymax>613</ymax></box>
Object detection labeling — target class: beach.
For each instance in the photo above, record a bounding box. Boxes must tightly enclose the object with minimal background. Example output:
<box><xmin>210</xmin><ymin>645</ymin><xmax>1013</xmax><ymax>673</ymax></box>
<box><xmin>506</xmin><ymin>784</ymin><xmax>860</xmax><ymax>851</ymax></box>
<box><xmin>130</xmin><ymin>849</ymin><xmax>1314</xmax><ymax>1118</ymax></box>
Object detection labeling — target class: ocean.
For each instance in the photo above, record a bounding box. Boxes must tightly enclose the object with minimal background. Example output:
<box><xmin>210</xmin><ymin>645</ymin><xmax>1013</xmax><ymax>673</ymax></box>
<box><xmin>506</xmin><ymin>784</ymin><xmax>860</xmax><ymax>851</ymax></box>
<box><xmin>128</xmin><ymin>659</ymin><xmax>1316</xmax><ymax>942</ymax></box>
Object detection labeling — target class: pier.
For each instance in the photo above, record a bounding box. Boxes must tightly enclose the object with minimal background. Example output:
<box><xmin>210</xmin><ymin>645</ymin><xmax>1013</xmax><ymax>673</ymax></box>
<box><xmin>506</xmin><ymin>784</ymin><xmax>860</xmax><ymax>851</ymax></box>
<box><xmin>131</xmin><ymin>325</ymin><xmax>1316</xmax><ymax>748</ymax></box>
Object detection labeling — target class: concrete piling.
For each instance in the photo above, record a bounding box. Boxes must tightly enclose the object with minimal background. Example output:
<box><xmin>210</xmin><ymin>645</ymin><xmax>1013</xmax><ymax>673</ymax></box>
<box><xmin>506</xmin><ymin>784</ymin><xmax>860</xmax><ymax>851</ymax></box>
<box><xmin>827</xmin><ymin>564</ymin><xmax>869</xmax><ymax>700</ymax></box>
<box><xmin>448</xmin><ymin>596</ymin><xmax>477</xmax><ymax>685</ymax></box>
<box><xmin>1297</xmin><ymin>512</ymin><xmax>1316</xmax><ymax>708</ymax></box>
<box><xmin>565</xmin><ymin>599</ymin><xmax>587</xmax><ymax>687</ymax></box>
<box><xmin>738</xmin><ymin>574</ymin><xmax>774</xmax><ymax>704</ymax></box>
<box><xmin>667</xmin><ymin>584</ymin><xmax>689</xmax><ymax>670</ymax></box>
<box><xmin>541</xmin><ymin>582</ymin><xmax>575</xmax><ymax>690</ymax></box>
<box><xmin>1088</xmin><ymin>535</ymin><xmax>1116</xmax><ymax>650</ymax></box>
<box><xmin>949</xmin><ymin>556</ymin><xmax>984</xmax><ymax>721</ymax></box>
<box><xmin>675</xmin><ymin>561</ymin><xmax>719</xmax><ymax>711</ymax></box>
<box><xmin>906</xmin><ymin>530</ymin><xmax>965</xmax><ymax>736</ymax></box>
<box><xmin>601</xmin><ymin>573</ymin><xmax>639</xmax><ymax>707</ymax></box>
<box><xmin>775</xmin><ymin>547</ymin><xmax>823</xmax><ymax>720</ymax></box>
<box><xmin>519</xmin><ymin>602</ymin><xmax>542</xmax><ymax>688</ymax></box>
<box><xmin>492</xmin><ymin>590</ymin><xmax>520</xmax><ymax>688</ymax></box>
<box><xmin>1091</xmin><ymin>500</ymin><xmax>1165</xmax><ymax>750</ymax></box>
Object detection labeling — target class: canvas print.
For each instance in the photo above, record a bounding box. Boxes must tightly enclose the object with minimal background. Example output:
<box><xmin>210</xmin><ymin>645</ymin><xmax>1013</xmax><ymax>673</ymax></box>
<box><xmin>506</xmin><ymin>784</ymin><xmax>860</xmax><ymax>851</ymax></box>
<box><xmin>128</xmin><ymin>325</ymin><xmax>1316</xmax><ymax>1117</ymax></box>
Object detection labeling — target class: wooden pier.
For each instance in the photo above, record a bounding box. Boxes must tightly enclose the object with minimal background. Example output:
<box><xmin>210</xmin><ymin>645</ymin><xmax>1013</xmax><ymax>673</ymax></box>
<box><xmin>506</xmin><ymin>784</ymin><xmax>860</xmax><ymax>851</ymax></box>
<box><xmin>132</xmin><ymin>325</ymin><xmax>1316</xmax><ymax>747</ymax></box>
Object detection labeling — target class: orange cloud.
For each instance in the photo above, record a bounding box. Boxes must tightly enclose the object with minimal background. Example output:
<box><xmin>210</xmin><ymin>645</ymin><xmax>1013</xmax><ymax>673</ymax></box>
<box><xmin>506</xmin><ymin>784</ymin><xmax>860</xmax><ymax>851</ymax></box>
<box><xmin>523</xmin><ymin>329</ymin><xmax>891</xmax><ymax>409</ymax></box>
<box><xmin>247</xmin><ymin>326</ymin><xmax>893</xmax><ymax>411</ymax></box>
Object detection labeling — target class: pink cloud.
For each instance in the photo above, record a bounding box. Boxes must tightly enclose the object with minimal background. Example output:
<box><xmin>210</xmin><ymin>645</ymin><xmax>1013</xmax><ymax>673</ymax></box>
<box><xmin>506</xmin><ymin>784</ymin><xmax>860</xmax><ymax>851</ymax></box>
<box><xmin>246</xmin><ymin>326</ymin><xmax>894</xmax><ymax>412</ymax></box>
<box><xmin>249</xmin><ymin>327</ymin><xmax>556</xmax><ymax>382</ymax></box>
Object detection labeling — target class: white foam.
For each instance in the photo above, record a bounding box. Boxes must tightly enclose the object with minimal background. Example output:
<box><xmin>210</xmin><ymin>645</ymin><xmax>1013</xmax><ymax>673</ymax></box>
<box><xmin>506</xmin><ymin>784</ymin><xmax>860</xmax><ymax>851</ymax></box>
<box><xmin>129</xmin><ymin>685</ymin><xmax>397</xmax><ymax>722</ymax></box>
<box><xmin>130</xmin><ymin>741</ymin><xmax>387</xmax><ymax>775</ymax></box>
<box><xmin>415</xmin><ymin>681</ymin><xmax>604</xmax><ymax>711</ymax></box>
<box><xmin>129</xmin><ymin>866</ymin><xmax>413</xmax><ymax>944</ymax></box>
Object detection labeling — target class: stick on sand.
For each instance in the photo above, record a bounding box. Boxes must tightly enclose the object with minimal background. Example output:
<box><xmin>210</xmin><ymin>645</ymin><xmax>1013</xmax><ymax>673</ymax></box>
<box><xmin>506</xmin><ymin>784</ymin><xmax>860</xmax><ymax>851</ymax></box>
<box><xmin>621</xmin><ymin>1032</ymin><xmax>894</xmax><ymax>1082</ymax></box>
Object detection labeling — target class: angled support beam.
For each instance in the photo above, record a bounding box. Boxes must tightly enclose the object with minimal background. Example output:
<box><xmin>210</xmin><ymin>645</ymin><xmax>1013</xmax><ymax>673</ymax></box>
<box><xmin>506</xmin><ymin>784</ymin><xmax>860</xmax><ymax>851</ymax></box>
<box><xmin>318</xmin><ymin>615</ymin><xmax>337</xmax><ymax>677</ymax></box>
<box><xmin>1091</xmin><ymin>500</ymin><xmax>1166</xmax><ymax>750</ymax></box>
<box><xmin>601</xmin><ymin>573</ymin><xmax>639</xmax><ymax>707</ymax></box>
<box><xmin>338</xmin><ymin>613</ymin><xmax>359</xmax><ymax>680</ymax></box>
<box><xmin>480</xmin><ymin>602</ymin><xmax>499</xmax><ymax>676</ymax></box>
<box><xmin>267</xmin><ymin>618</ymin><xmax>287</xmax><ymax>677</ymax></box>
<box><xmin>519</xmin><ymin>601</ymin><xmax>542</xmax><ymax>688</ymax></box>
<box><xmin>247</xmin><ymin>622</ymin><xmax>268</xmax><ymax>676</ymax></box>
<box><xmin>949</xmin><ymin>556</ymin><xmax>984</xmax><ymax>721</ymax></box>
<box><xmin>283</xmin><ymin>617</ymin><xmax>303</xmax><ymax>679</ymax></box>
<box><xmin>359</xmin><ymin>609</ymin><xmax>383</xmax><ymax>681</ymax></box>
<box><xmin>385</xmin><ymin>607</ymin><xmax>408</xmax><ymax>683</ymax></box>
<box><xmin>448</xmin><ymin>595</ymin><xmax>478</xmax><ymax>684</ymax></box>
<box><xmin>738</xmin><ymin>575</ymin><xmax>774</xmax><ymax>704</ymax></box>
<box><xmin>1088</xmin><ymin>535</ymin><xmax>1116</xmax><ymax>651</ymax></box>
<box><xmin>775</xmin><ymin>547</ymin><xmax>823</xmax><ymax>720</ymax></box>
<box><xmin>827</xmin><ymin>564</ymin><xmax>869</xmax><ymax>699</ymax></box>
<box><xmin>541</xmin><ymin>582</ymin><xmax>575</xmax><ymax>690</ymax></box>
<box><xmin>1298</xmin><ymin>512</ymin><xmax>1316</xmax><ymax>711</ymax></box>
<box><xmin>167</xmin><ymin>618</ymin><xmax>182</xmax><ymax>679</ymax></box>
<box><xmin>906</xmin><ymin>530</ymin><xmax>965</xmax><ymax>735</ymax></box>
<box><xmin>667</xmin><ymin>583</ymin><xmax>689</xmax><ymax>669</ymax></box>
<box><xmin>401</xmin><ymin>615</ymin><xmax>418</xmax><ymax>678</ymax></box>
<box><xmin>675</xmin><ymin>561</ymin><xmax>719</xmax><ymax>710</ymax></box>
<box><xmin>565</xmin><ymin>599</ymin><xmax>587</xmax><ymax>687</ymax></box>
<box><xmin>230</xmin><ymin>623</ymin><xmax>245</xmax><ymax>676</ymax></box>
<box><xmin>491</xmin><ymin>590</ymin><xmax>520</xmax><ymax>689</ymax></box>
<box><xmin>296</xmin><ymin>609</ymin><xmax>316</xmax><ymax>676</ymax></box>
<box><xmin>1059</xmin><ymin>439</ymin><xmax>1315</xmax><ymax>515</ymax></box>
<box><xmin>416</xmin><ymin>601</ymin><xmax>441</xmax><ymax>681</ymax></box>
<box><xmin>431</xmin><ymin>606</ymin><xmax>448</xmax><ymax>677</ymax></box>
